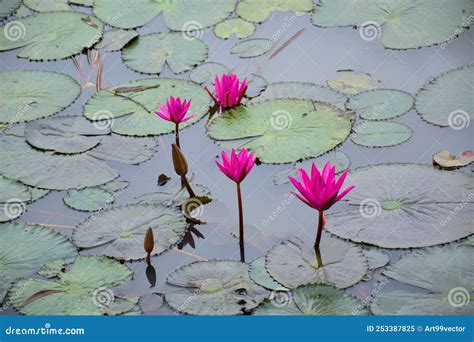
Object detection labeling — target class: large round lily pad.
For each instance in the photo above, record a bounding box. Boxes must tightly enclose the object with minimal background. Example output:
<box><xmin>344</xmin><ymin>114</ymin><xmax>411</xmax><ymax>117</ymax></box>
<box><xmin>415</xmin><ymin>65</ymin><xmax>474</xmax><ymax>127</ymax></box>
<box><xmin>23</xmin><ymin>0</ymin><xmax>71</xmax><ymax>12</ymax></box>
<box><xmin>266</xmin><ymin>235</ymin><xmax>368</xmax><ymax>289</ymax></box>
<box><xmin>159</xmin><ymin>260</ymin><xmax>268</xmax><ymax>315</ymax></box>
<box><xmin>7</xmin><ymin>256</ymin><xmax>138</xmax><ymax>315</ymax></box>
<box><xmin>83</xmin><ymin>78</ymin><xmax>210</xmax><ymax>136</ymax></box>
<box><xmin>0</xmin><ymin>222</ymin><xmax>77</xmax><ymax>304</ymax></box>
<box><xmin>249</xmin><ymin>256</ymin><xmax>285</xmax><ymax>291</ymax></box>
<box><xmin>64</xmin><ymin>187</ymin><xmax>115</xmax><ymax>212</ymax></box>
<box><xmin>0</xmin><ymin>70</ymin><xmax>80</xmax><ymax>124</ymax></box>
<box><xmin>351</xmin><ymin>121</ymin><xmax>412</xmax><ymax>147</ymax></box>
<box><xmin>207</xmin><ymin>99</ymin><xmax>352</xmax><ymax>164</ymax></box>
<box><xmin>312</xmin><ymin>0</ymin><xmax>473</xmax><ymax>49</ymax></box>
<box><xmin>236</xmin><ymin>0</ymin><xmax>313</xmax><ymax>23</ymax></box>
<box><xmin>327</xmin><ymin>70</ymin><xmax>381</xmax><ymax>95</ymax></box>
<box><xmin>73</xmin><ymin>204</ymin><xmax>187</xmax><ymax>260</ymax></box>
<box><xmin>122</xmin><ymin>32</ymin><xmax>207</xmax><ymax>74</ymax></box>
<box><xmin>325</xmin><ymin>163</ymin><xmax>474</xmax><ymax>248</ymax></box>
<box><xmin>0</xmin><ymin>12</ymin><xmax>103</xmax><ymax>60</ymax></box>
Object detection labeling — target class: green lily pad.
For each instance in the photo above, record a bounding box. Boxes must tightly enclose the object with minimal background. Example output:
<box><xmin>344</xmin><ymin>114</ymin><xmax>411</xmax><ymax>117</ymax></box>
<box><xmin>0</xmin><ymin>0</ymin><xmax>21</xmax><ymax>20</ymax></box>
<box><xmin>93</xmin><ymin>0</ymin><xmax>236</xmax><ymax>30</ymax></box>
<box><xmin>327</xmin><ymin>70</ymin><xmax>382</xmax><ymax>95</ymax></box>
<box><xmin>415</xmin><ymin>65</ymin><xmax>474</xmax><ymax>127</ymax></box>
<box><xmin>133</xmin><ymin>184</ymin><xmax>211</xmax><ymax>207</ymax></box>
<box><xmin>13</xmin><ymin>4</ymin><xmax>33</xmax><ymax>18</ymax></box>
<box><xmin>351</xmin><ymin>121</ymin><xmax>412</xmax><ymax>147</ymax></box>
<box><xmin>27</xmin><ymin>186</ymin><xmax>49</xmax><ymax>203</ymax></box>
<box><xmin>73</xmin><ymin>204</ymin><xmax>187</xmax><ymax>260</ymax></box>
<box><xmin>249</xmin><ymin>256</ymin><xmax>285</xmax><ymax>291</ymax></box>
<box><xmin>312</xmin><ymin>0</ymin><xmax>473</xmax><ymax>49</ymax></box>
<box><xmin>0</xmin><ymin>70</ymin><xmax>81</xmax><ymax>124</ymax></box>
<box><xmin>0</xmin><ymin>12</ymin><xmax>103</xmax><ymax>60</ymax></box>
<box><xmin>0</xmin><ymin>135</ymin><xmax>118</xmax><ymax>190</ymax></box>
<box><xmin>347</xmin><ymin>89</ymin><xmax>414</xmax><ymax>120</ymax></box>
<box><xmin>0</xmin><ymin>222</ymin><xmax>77</xmax><ymax>303</ymax></box>
<box><xmin>207</xmin><ymin>99</ymin><xmax>352</xmax><ymax>164</ymax></box>
<box><xmin>215</xmin><ymin>18</ymin><xmax>255</xmax><ymax>39</ymax></box>
<box><xmin>273</xmin><ymin>151</ymin><xmax>350</xmax><ymax>185</ymax></box>
<box><xmin>87</xmin><ymin>135</ymin><xmax>157</xmax><ymax>164</ymax></box>
<box><xmin>64</xmin><ymin>187</ymin><xmax>115</xmax><ymax>212</ymax></box>
<box><xmin>266</xmin><ymin>234</ymin><xmax>368</xmax><ymax>289</ymax></box>
<box><xmin>231</xmin><ymin>38</ymin><xmax>272</xmax><ymax>58</ymax></box>
<box><xmin>159</xmin><ymin>260</ymin><xmax>268</xmax><ymax>315</ymax></box>
<box><xmin>236</xmin><ymin>0</ymin><xmax>313</xmax><ymax>23</ymax></box>
<box><xmin>372</xmin><ymin>243</ymin><xmax>474</xmax><ymax>315</ymax></box>
<box><xmin>8</xmin><ymin>256</ymin><xmax>138</xmax><ymax>315</ymax></box>
<box><xmin>23</xmin><ymin>0</ymin><xmax>71</xmax><ymax>12</ymax></box>
<box><xmin>325</xmin><ymin>163</ymin><xmax>474</xmax><ymax>248</ymax></box>
<box><xmin>100</xmin><ymin>180</ymin><xmax>129</xmax><ymax>193</ymax></box>
<box><xmin>37</xmin><ymin>259</ymin><xmax>66</xmax><ymax>278</ymax></box>
<box><xmin>95</xmin><ymin>29</ymin><xmax>138</xmax><ymax>52</ymax></box>
<box><xmin>83</xmin><ymin>78</ymin><xmax>210</xmax><ymax>136</ymax></box>
<box><xmin>189</xmin><ymin>62</ymin><xmax>230</xmax><ymax>85</ymax></box>
<box><xmin>0</xmin><ymin>175</ymin><xmax>31</xmax><ymax>222</ymax></box>
<box><xmin>255</xmin><ymin>284</ymin><xmax>370</xmax><ymax>315</ymax></box>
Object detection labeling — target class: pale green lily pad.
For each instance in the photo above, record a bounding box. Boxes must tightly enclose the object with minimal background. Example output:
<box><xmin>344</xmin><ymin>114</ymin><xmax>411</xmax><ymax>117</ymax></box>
<box><xmin>93</xmin><ymin>0</ymin><xmax>236</xmax><ymax>30</ymax></box>
<box><xmin>273</xmin><ymin>151</ymin><xmax>350</xmax><ymax>185</ymax></box>
<box><xmin>0</xmin><ymin>12</ymin><xmax>103</xmax><ymax>60</ymax></box>
<box><xmin>13</xmin><ymin>4</ymin><xmax>33</xmax><ymax>18</ymax></box>
<box><xmin>215</xmin><ymin>18</ymin><xmax>255</xmax><ymax>39</ymax></box>
<box><xmin>327</xmin><ymin>70</ymin><xmax>382</xmax><ymax>95</ymax></box>
<box><xmin>37</xmin><ymin>259</ymin><xmax>66</xmax><ymax>278</ymax></box>
<box><xmin>27</xmin><ymin>186</ymin><xmax>50</xmax><ymax>203</ymax></box>
<box><xmin>83</xmin><ymin>78</ymin><xmax>210</xmax><ymax>136</ymax></box>
<box><xmin>0</xmin><ymin>222</ymin><xmax>77</xmax><ymax>303</ymax></box>
<box><xmin>347</xmin><ymin>89</ymin><xmax>414</xmax><ymax>120</ymax></box>
<box><xmin>0</xmin><ymin>0</ymin><xmax>21</xmax><ymax>20</ymax></box>
<box><xmin>0</xmin><ymin>175</ymin><xmax>31</xmax><ymax>222</ymax></box>
<box><xmin>159</xmin><ymin>260</ymin><xmax>268</xmax><ymax>315</ymax></box>
<box><xmin>255</xmin><ymin>284</ymin><xmax>370</xmax><ymax>315</ymax></box>
<box><xmin>433</xmin><ymin>150</ymin><xmax>474</xmax><ymax>170</ymax></box>
<box><xmin>351</xmin><ymin>121</ymin><xmax>412</xmax><ymax>147</ymax></box>
<box><xmin>361</xmin><ymin>247</ymin><xmax>390</xmax><ymax>281</ymax></box>
<box><xmin>266</xmin><ymin>234</ymin><xmax>368</xmax><ymax>289</ymax></box>
<box><xmin>249</xmin><ymin>256</ymin><xmax>285</xmax><ymax>291</ymax></box>
<box><xmin>207</xmin><ymin>99</ymin><xmax>352</xmax><ymax>164</ymax></box>
<box><xmin>23</xmin><ymin>0</ymin><xmax>71</xmax><ymax>12</ymax></box>
<box><xmin>312</xmin><ymin>0</ymin><xmax>473</xmax><ymax>49</ymax></box>
<box><xmin>0</xmin><ymin>70</ymin><xmax>80</xmax><ymax>124</ymax></box>
<box><xmin>8</xmin><ymin>256</ymin><xmax>137</xmax><ymax>315</ymax></box>
<box><xmin>231</xmin><ymin>38</ymin><xmax>272</xmax><ymax>58</ymax></box>
<box><xmin>372</xmin><ymin>243</ymin><xmax>474</xmax><ymax>315</ymax></box>
<box><xmin>133</xmin><ymin>184</ymin><xmax>211</xmax><ymax>207</ymax></box>
<box><xmin>73</xmin><ymin>204</ymin><xmax>187</xmax><ymax>260</ymax></box>
<box><xmin>237</xmin><ymin>0</ymin><xmax>313</xmax><ymax>23</ymax></box>
<box><xmin>415</xmin><ymin>65</ymin><xmax>474</xmax><ymax>127</ymax></box>
<box><xmin>100</xmin><ymin>180</ymin><xmax>129</xmax><ymax>193</ymax></box>
<box><xmin>325</xmin><ymin>163</ymin><xmax>474</xmax><ymax>248</ymax></box>
<box><xmin>87</xmin><ymin>135</ymin><xmax>157</xmax><ymax>164</ymax></box>
<box><xmin>64</xmin><ymin>187</ymin><xmax>115</xmax><ymax>212</ymax></box>
<box><xmin>95</xmin><ymin>29</ymin><xmax>138</xmax><ymax>52</ymax></box>
<box><xmin>0</xmin><ymin>135</ymin><xmax>118</xmax><ymax>190</ymax></box>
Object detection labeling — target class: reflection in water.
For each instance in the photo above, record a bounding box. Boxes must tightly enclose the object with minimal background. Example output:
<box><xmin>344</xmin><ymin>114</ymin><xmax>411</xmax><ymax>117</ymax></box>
<box><xmin>177</xmin><ymin>224</ymin><xmax>205</xmax><ymax>250</ymax></box>
<box><xmin>146</xmin><ymin>262</ymin><xmax>157</xmax><ymax>288</ymax></box>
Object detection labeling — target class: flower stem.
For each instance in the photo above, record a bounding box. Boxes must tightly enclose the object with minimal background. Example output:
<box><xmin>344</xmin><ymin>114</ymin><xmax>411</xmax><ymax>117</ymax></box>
<box><xmin>181</xmin><ymin>175</ymin><xmax>195</xmax><ymax>197</ymax></box>
<box><xmin>314</xmin><ymin>210</ymin><xmax>325</xmax><ymax>249</ymax></box>
<box><xmin>175</xmin><ymin>123</ymin><xmax>180</xmax><ymax>149</ymax></box>
<box><xmin>236</xmin><ymin>182</ymin><xmax>244</xmax><ymax>250</ymax></box>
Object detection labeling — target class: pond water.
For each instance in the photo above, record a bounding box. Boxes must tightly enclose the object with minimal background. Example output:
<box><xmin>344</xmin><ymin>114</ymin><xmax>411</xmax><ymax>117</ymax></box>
<box><xmin>1</xmin><ymin>5</ymin><xmax>473</xmax><ymax>316</ymax></box>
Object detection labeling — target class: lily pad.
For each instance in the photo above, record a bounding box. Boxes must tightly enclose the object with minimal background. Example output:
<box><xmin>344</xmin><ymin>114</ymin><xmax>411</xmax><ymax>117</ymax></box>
<box><xmin>266</xmin><ymin>235</ymin><xmax>368</xmax><ymax>289</ymax></box>
<box><xmin>87</xmin><ymin>135</ymin><xmax>157</xmax><ymax>164</ymax></box>
<box><xmin>207</xmin><ymin>99</ymin><xmax>352</xmax><ymax>164</ymax></box>
<box><xmin>0</xmin><ymin>175</ymin><xmax>31</xmax><ymax>222</ymax></box>
<box><xmin>433</xmin><ymin>150</ymin><xmax>474</xmax><ymax>170</ymax></box>
<box><xmin>73</xmin><ymin>204</ymin><xmax>187</xmax><ymax>260</ymax></box>
<box><xmin>255</xmin><ymin>284</ymin><xmax>370</xmax><ymax>315</ymax></box>
<box><xmin>327</xmin><ymin>70</ymin><xmax>381</xmax><ymax>95</ymax></box>
<box><xmin>346</xmin><ymin>89</ymin><xmax>414</xmax><ymax>120</ymax></box>
<box><xmin>0</xmin><ymin>70</ymin><xmax>80</xmax><ymax>124</ymax></box>
<box><xmin>93</xmin><ymin>0</ymin><xmax>236</xmax><ymax>30</ymax></box>
<box><xmin>312</xmin><ymin>0</ymin><xmax>473</xmax><ymax>49</ymax></box>
<box><xmin>249</xmin><ymin>256</ymin><xmax>285</xmax><ymax>291</ymax></box>
<box><xmin>8</xmin><ymin>256</ymin><xmax>138</xmax><ymax>315</ymax></box>
<box><xmin>13</xmin><ymin>4</ymin><xmax>33</xmax><ymax>18</ymax></box>
<box><xmin>95</xmin><ymin>29</ymin><xmax>138</xmax><ymax>52</ymax></box>
<box><xmin>325</xmin><ymin>163</ymin><xmax>474</xmax><ymax>248</ymax></box>
<box><xmin>0</xmin><ymin>222</ymin><xmax>77</xmax><ymax>303</ymax></box>
<box><xmin>230</xmin><ymin>38</ymin><xmax>272</xmax><ymax>58</ymax></box>
<box><xmin>100</xmin><ymin>180</ymin><xmax>129</xmax><ymax>193</ymax></box>
<box><xmin>189</xmin><ymin>62</ymin><xmax>230</xmax><ymax>85</ymax></box>
<box><xmin>0</xmin><ymin>12</ymin><xmax>103</xmax><ymax>60</ymax></box>
<box><xmin>37</xmin><ymin>259</ymin><xmax>66</xmax><ymax>278</ymax></box>
<box><xmin>133</xmin><ymin>184</ymin><xmax>211</xmax><ymax>208</ymax></box>
<box><xmin>215</xmin><ymin>18</ymin><xmax>255</xmax><ymax>39</ymax></box>
<box><xmin>236</xmin><ymin>0</ymin><xmax>313</xmax><ymax>23</ymax></box>
<box><xmin>351</xmin><ymin>121</ymin><xmax>412</xmax><ymax>147</ymax></box>
<box><xmin>0</xmin><ymin>0</ymin><xmax>21</xmax><ymax>20</ymax></box>
<box><xmin>83</xmin><ymin>78</ymin><xmax>210</xmax><ymax>136</ymax></box>
<box><xmin>27</xmin><ymin>186</ymin><xmax>49</xmax><ymax>203</ymax></box>
<box><xmin>23</xmin><ymin>0</ymin><xmax>71</xmax><ymax>12</ymax></box>
<box><xmin>159</xmin><ymin>260</ymin><xmax>267</xmax><ymax>315</ymax></box>
<box><xmin>64</xmin><ymin>187</ymin><xmax>115</xmax><ymax>212</ymax></box>
<box><xmin>415</xmin><ymin>65</ymin><xmax>474</xmax><ymax>127</ymax></box>
<box><xmin>0</xmin><ymin>135</ymin><xmax>118</xmax><ymax>190</ymax></box>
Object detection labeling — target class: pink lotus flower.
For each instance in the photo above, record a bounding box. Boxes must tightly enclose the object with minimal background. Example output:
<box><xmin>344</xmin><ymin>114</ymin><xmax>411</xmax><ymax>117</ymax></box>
<box><xmin>205</xmin><ymin>73</ymin><xmax>248</xmax><ymax>109</ymax></box>
<box><xmin>155</xmin><ymin>96</ymin><xmax>194</xmax><ymax>124</ymax></box>
<box><xmin>215</xmin><ymin>148</ymin><xmax>256</xmax><ymax>184</ymax></box>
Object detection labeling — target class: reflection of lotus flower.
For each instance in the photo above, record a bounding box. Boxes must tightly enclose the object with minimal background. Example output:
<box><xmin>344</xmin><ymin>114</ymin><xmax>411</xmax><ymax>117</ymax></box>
<box><xmin>155</xmin><ymin>96</ymin><xmax>194</xmax><ymax>124</ymax></box>
<box><xmin>205</xmin><ymin>73</ymin><xmax>248</xmax><ymax>109</ymax></box>
<box><xmin>215</xmin><ymin>148</ymin><xmax>256</xmax><ymax>184</ymax></box>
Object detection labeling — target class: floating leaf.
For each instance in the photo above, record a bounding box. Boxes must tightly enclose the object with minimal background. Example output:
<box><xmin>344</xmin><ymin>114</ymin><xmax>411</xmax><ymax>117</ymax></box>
<box><xmin>327</xmin><ymin>70</ymin><xmax>381</xmax><ymax>95</ymax></box>
<box><xmin>37</xmin><ymin>259</ymin><xmax>66</xmax><ymax>278</ymax></box>
<box><xmin>207</xmin><ymin>99</ymin><xmax>352</xmax><ymax>164</ymax></box>
<box><xmin>214</xmin><ymin>18</ymin><xmax>255</xmax><ymax>39</ymax></box>
<box><xmin>0</xmin><ymin>0</ymin><xmax>21</xmax><ymax>20</ymax></box>
<box><xmin>8</xmin><ymin>256</ymin><xmax>137</xmax><ymax>315</ymax></box>
<box><xmin>249</xmin><ymin>256</ymin><xmax>285</xmax><ymax>291</ymax></box>
<box><xmin>312</xmin><ymin>0</ymin><xmax>473</xmax><ymax>49</ymax></box>
<box><xmin>133</xmin><ymin>184</ymin><xmax>211</xmax><ymax>208</ymax></box>
<box><xmin>433</xmin><ymin>150</ymin><xmax>474</xmax><ymax>170</ymax></box>
<box><xmin>23</xmin><ymin>0</ymin><xmax>71</xmax><ymax>12</ymax></box>
<box><xmin>325</xmin><ymin>163</ymin><xmax>474</xmax><ymax>248</ymax></box>
<box><xmin>64</xmin><ymin>187</ymin><xmax>115</xmax><ymax>212</ymax></box>
<box><xmin>0</xmin><ymin>12</ymin><xmax>103</xmax><ymax>60</ymax></box>
<box><xmin>13</xmin><ymin>4</ymin><xmax>33</xmax><ymax>18</ymax></box>
<box><xmin>158</xmin><ymin>260</ymin><xmax>267</xmax><ymax>315</ymax></box>
<box><xmin>73</xmin><ymin>204</ymin><xmax>187</xmax><ymax>260</ymax></box>
<box><xmin>415</xmin><ymin>65</ymin><xmax>474</xmax><ymax>126</ymax></box>
<box><xmin>100</xmin><ymin>180</ymin><xmax>129</xmax><ymax>193</ymax></box>
<box><xmin>346</xmin><ymin>89</ymin><xmax>414</xmax><ymax>120</ymax></box>
<box><xmin>230</xmin><ymin>38</ymin><xmax>272</xmax><ymax>58</ymax></box>
<box><xmin>237</xmin><ymin>0</ymin><xmax>313</xmax><ymax>23</ymax></box>
<box><xmin>0</xmin><ymin>70</ymin><xmax>80</xmax><ymax>124</ymax></box>
<box><xmin>83</xmin><ymin>78</ymin><xmax>210</xmax><ymax>136</ymax></box>
<box><xmin>27</xmin><ymin>186</ymin><xmax>49</xmax><ymax>203</ymax></box>
<box><xmin>0</xmin><ymin>222</ymin><xmax>76</xmax><ymax>303</ymax></box>
<box><xmin>189</xmin><ymin>62</ymin><xmax>230</xmax><ymax>85</ymax></box>
<box><xmin>95</xmin><ymin>29</ymin><xmax>138</xmax><ymax>52</ymax></box>
<box><xmin>0</xmin><ymin>175</ymin><xmax>31</xmax><ymax>203</ymax></box>
<box><xmin>87</xmin><ymin>135</ymin><xmax>157</xmax><ymax>164</ymax></box>
<box><xmin>351</xmin><ymin>121</ymin><xmax>412</xmax><ymax>147</ymax></box>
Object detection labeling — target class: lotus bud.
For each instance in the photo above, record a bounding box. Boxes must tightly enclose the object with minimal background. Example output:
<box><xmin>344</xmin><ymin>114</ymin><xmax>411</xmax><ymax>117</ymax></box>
<box><xmin>144</xmin><ymin>227</ymin><xmax>154</xmax><ymax>263</ymax></box>
<box><xmin>172</xmin><ymin>143</ymin><xmax>188</xmax><ymax>176</ymax></box>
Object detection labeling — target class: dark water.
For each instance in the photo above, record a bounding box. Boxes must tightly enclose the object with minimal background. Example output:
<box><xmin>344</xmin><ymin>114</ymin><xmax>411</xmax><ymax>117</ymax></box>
<box><xmin>1</xmin><ymin>9</ymin><xmax>473</xmax><ymax>315</ymax></box>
